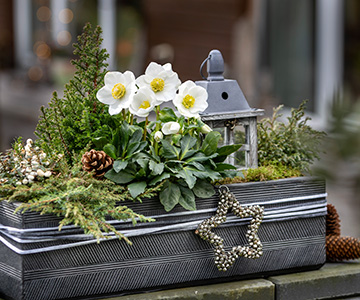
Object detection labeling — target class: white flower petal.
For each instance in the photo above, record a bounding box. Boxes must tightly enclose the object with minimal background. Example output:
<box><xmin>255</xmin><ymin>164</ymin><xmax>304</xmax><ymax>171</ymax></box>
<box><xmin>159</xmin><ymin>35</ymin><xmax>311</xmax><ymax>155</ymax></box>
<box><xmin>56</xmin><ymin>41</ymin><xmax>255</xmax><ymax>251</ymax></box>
<box><xmin>129</xmin><ymin>87</ymin><xmax>156</xmax><ymax>118</ymax></box>
<box><xmin>123</xmin><ymin>71</ymin><xmax>136</xmax><ymax>85</ymax></box>
<box><xmin>96</xmin><ymin>87</ymin><xmax>117</xmax><ymax>105</ymax></box>
<box><xmin>104</xmin><ymin>72</ymin><xmax>123</xmax><ymax>86</ymax></box>
<box><xmin>163</xmin><ymin>63</ymin><xmax>173</xmax><ymax>71</ymax></box>
<box><xmin>162</xmin><ymin>121</ymin><xmax>181</xmax><ymax>135</ymax></box>
<box><xmin>146</xmin><ymin>62</ymin><xmax>164</xmax><ymax>77</ymax></box>
<box><xmin>178</xmin><ymin>80</ymin><xmax>195</xmax><ymax>95</ymax></box>
<box><xmin>108</xmin><ymin>101</ymin><xmax>124</xmax><ymax>115</ymax></box>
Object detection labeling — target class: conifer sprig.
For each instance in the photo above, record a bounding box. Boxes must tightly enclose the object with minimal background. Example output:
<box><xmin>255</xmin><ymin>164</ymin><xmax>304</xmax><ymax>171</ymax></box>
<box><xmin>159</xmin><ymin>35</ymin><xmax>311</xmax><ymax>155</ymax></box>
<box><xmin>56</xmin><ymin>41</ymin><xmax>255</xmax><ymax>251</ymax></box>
<box><xmin>9</xmin><ymin>172</ymin><xmax>161</xmax><ymax>243</ymax></box>
<box><xmin>35</xmin><ymin>23</ymin><xmax>114</xmax><ymax>164</ymax></box>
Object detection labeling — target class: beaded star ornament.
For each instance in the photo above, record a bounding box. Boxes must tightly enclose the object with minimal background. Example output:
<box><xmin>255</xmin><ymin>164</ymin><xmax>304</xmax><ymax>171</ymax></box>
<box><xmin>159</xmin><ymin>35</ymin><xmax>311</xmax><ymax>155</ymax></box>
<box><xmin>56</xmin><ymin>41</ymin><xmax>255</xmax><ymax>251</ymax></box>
<box><xmin>195</xmin><ymin>185</ymin><xmax>264</xmax><ymax>271</ymax></box>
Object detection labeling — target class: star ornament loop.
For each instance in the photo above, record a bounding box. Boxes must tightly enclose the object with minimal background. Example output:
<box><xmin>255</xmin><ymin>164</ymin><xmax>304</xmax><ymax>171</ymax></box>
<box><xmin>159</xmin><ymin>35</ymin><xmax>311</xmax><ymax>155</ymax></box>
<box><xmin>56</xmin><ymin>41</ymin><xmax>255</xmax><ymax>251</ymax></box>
<box><xmin>195</xmin><ymin>185</ymin><xmax>264</xmax><ymax>272</ymax></box>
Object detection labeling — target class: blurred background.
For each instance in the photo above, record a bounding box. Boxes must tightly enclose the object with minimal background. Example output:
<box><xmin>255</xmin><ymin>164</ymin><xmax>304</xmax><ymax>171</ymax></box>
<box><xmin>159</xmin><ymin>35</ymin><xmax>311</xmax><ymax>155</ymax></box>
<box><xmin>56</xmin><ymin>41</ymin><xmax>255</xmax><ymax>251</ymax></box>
<box><xmin>0</xmin><ymin>0</ymin><xmax>359</xmax><ymax>237</ymax></box>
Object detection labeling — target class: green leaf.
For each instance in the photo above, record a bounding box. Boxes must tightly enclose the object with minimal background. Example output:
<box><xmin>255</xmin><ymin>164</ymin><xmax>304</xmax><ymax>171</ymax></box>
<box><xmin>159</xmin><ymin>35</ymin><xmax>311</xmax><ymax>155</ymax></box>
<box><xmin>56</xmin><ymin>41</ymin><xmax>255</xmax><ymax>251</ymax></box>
<box><xmin>175</xmin><ymin>166</ymin><xmax>197</xmax><ymax>189</ymax></box>
<box><xmin>129</xmin><ymin>128</ymin><xmax>143</xmax><ymax>144</ymax></box>
<box><xmin>119</xmin><ymin>121</ymin><xmax>130</xmax><ymax>151</ymax></box>
<box><xmin>216</xmin><ymin>144</ymin><xmax>242</xmax><ymax>157</ymax></box>
<box><xmin>178</xmin><ymin>186</ymin><xmax>196</xmax><ymax>210</ymax></box>
<box><xmin>126</xmin><ymin>141</ymin><xmax>147</xmax><ymax>158</ymax></box>
<box><xmin>149</xmin><ymin>172</ymin><xmax>170</xmax><ymax>186</ymax></box>
<box><xmin>185</xmin><ymin>152</ymin><xmax>213</xmax><ymax>163</ymax></box>
<box><xmin>192</xmin><ymin>179</ymin><xmax>215</xmax><ymax>198</ymax></box>
<box><xmin>180</xmin><ymin>134</ymin><xmax>197</xmax><ymax>160</ymax></box>
<box><xmin>201</xmin><ymin>131</ymin><xmax>221</xmax><ymax>156</ymax></box>
<box><xmin>195</xmin><ymin>167</ymin><xmax>221</xmax><ymax>181</ymax></box>
<box><xmin>105</xmin><ymin>169</ymin><xmax>134</xmax><ymax>184</ymax></box>
<box><xmin>128</xmin><ymin>181</ymin><xmax>147</xmax><ymax>198</ymax></box>
<box><xmin>215</xmin><ymin>163</ymin><xmax>237</xmax><ymax>171</ymax></box>
<box><xmin>159</xmin><ymin>181</ymin><xmax>181</xmax><ymax>212</ymax></box>
<box><xmin>103</xmin><ymin>144</ymin><xmax>117</xmax><ymax>159</ymax></box>
<box><xmin>149</xmin><ymin>161</ymin><xmax>164</xmax><ymax>176</ymax></box>
<box><xmin>158</xmin><ymin>107</ymin><xmax>177</xmax><ymax>122</ymax></box>
<box><xmin>135</xmin><ymin>168</ymin><xmax>146</xmax><ymax>179</ymax></box>
<box><xmin>161</xmin><ymin>139</ymin><xmax>180</xmax><ymax>159</ymax></box>
<box><xmin>113</xmin><ymin>160</ymin><xmax>128</xmax><ymax>172</ymax></box>
<box><xmin>92</xmin><ymin>136</ymin><xmax>108</xmax><ymax>149</ymax></box>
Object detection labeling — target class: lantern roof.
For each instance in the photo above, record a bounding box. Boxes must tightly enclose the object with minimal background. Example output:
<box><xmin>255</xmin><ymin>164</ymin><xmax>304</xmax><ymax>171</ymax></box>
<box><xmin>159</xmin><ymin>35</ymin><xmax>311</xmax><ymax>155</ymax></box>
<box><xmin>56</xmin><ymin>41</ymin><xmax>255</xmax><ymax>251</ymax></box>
<box><xmin>196</xmin><ymin>50</ymin><xmax>263</xmax><ymax>118</ymax></box>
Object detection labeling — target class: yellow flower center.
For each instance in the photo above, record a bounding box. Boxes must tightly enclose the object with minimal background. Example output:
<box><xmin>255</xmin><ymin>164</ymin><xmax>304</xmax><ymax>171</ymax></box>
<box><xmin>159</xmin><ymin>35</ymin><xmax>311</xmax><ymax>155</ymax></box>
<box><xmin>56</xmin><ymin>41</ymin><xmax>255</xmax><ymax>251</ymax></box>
<box><xmin>112</xmin><ymin>83</ymin><xmax>126</xmax><ymax>99</ymax></box>
<box><xmin>182</xmin><ymin>94</ymin><xmax>195</xmax><ymax>109</ymax></box>
<box><xmin>150</xmin><ymin>78</ymin><xmax>165</xmax><ymax>93</ymax></box>
<box><xmin>139</xmin><ymin>100</ymin><xmax>150</xmax><ymax>109</ymax></box>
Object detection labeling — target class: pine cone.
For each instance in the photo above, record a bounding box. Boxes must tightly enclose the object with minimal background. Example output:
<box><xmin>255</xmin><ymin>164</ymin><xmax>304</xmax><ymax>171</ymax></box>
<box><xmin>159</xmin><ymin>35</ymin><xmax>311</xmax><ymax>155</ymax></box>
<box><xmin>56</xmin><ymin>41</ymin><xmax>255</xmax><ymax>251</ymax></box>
<box><xmin>81</xmin><ymin>150</ymin><xmax>113</xmax><ymax>177</ymax></box>
<box><xmin>326</xmin><ymin>235</ymin><xmax>360</xmax><ymax>262</ymax></box>
<box><xmin>326</xmin><ymin>203</ymin><xmax>341</xmax><ymax>236</ymax></box>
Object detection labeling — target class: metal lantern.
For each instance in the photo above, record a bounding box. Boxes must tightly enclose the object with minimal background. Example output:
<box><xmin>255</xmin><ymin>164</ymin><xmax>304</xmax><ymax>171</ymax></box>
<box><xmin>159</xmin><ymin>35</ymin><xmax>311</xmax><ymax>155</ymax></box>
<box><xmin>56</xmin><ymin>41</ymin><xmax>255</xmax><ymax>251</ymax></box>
<box><xmin>196</xmin><ymin>49</ymin><xmax>264</xmax><ymax>169</ymax></box>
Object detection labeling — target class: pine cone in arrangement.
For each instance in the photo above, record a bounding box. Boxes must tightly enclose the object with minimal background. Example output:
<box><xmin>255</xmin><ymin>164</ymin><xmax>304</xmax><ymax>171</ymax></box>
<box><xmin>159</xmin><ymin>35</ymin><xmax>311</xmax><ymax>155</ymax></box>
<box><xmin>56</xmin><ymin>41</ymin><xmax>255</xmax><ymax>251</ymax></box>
<box><xmin>326</xmin><ymin>203</ymin><xmax>341</xmax><ymax>236</ymax></box>
<box><xmin>326</xmin><ymin>235</ymin><xmax>360</xmax><ymax>262</ymax></box>
<box><xmin>81</xmin><ymin>150</ymin><xmax>113</xmax><ymax>177</ymax></box>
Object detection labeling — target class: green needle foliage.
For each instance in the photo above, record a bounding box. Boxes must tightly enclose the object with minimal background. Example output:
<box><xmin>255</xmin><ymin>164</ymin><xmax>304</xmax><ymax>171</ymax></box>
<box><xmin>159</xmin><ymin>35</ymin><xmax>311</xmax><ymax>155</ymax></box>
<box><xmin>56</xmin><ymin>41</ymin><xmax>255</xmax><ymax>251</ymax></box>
<box><xmin>1</xmin><ymin>170</ymin><xmax>161</xmax><ymax>244</ymax></box>
<box><xmin>35</xmin><ymin>23</ymin><xmax>119</xmax><ymax>164</ymax></box>
<box><xmin>257</xmin><ymin>100</ymin><xmax>325</xmax><ymax>172</ymax></box>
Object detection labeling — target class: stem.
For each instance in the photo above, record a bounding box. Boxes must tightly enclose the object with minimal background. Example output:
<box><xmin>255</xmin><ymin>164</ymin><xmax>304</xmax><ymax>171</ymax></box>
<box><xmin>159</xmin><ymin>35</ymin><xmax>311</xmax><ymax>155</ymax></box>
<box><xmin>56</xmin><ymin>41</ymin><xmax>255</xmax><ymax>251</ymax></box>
<box><xmin>122</xmin><ymin>109</ymin><xmax>126</xmax><ymax>120</ymax></box>
<box><xmin>154</xmin><ymin>106</ymin><xmax>161</xmax><ymax>155</ymax></box>
<box><xmin>143</xmin><ymin>116</ymin><xmax>148</xmax><ymax>141</ymax></box>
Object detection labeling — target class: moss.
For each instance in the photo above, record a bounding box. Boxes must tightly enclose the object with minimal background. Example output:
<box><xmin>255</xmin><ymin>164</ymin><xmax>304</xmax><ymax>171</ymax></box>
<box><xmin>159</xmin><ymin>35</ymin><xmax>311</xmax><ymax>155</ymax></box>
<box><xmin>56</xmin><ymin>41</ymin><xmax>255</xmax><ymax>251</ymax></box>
<box><xmin>216</xmin><ymin>164</ymin><xmax>302</xmax><ymax>185</ymax></box>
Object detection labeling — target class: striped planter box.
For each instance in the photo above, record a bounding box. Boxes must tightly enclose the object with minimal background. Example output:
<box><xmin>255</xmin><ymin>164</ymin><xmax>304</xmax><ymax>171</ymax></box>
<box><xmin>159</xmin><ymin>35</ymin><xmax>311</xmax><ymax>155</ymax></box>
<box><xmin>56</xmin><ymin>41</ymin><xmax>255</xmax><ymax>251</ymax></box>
<box><xmin>0</xmin><ymin>177</ymin><xmax>326</xmax><ymax>300</ymax></box>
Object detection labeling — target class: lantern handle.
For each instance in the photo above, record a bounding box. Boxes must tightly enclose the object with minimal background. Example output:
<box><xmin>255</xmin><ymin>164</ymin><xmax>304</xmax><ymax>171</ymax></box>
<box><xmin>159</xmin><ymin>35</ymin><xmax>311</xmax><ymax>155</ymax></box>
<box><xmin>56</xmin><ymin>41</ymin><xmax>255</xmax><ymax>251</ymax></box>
<box><xmin>200</xmin><ymin>54</ymin><xmax>211</xmax><ymax>80</ymax></box>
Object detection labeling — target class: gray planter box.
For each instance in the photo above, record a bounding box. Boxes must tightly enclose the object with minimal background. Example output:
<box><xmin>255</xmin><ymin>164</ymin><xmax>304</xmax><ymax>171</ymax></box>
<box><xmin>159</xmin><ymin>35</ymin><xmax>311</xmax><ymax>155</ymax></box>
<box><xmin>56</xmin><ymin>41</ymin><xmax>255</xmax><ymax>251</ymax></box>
<box><xmin>0</xmin><ymin>177</ymin><xmax>326</xmax><ymax>300</ymax></box>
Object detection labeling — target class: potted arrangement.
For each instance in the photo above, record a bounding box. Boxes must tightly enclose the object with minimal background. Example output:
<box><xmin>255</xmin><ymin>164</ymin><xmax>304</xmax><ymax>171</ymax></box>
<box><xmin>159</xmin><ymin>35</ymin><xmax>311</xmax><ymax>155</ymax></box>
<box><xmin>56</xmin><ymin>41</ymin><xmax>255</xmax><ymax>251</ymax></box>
<box><xmin>0</xmin><ymin>24</ymin><xmax>326</xmax><ymax>300</ymax></box>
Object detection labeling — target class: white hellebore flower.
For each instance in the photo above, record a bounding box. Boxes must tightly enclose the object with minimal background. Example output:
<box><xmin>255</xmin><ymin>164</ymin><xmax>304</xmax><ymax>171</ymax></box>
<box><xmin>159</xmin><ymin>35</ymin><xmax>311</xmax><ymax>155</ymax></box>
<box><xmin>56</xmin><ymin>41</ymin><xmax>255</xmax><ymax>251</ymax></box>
<box><xmin>162</xmin><ymin>121</ymin><xmax>181</xmax><ymax>135</ymax></box>
<box><xmin>200</xmin><ymin>124</ymin><xmax>212</xmax><ymax>134</ymax></box>
<box><xmin>154</xmin><ymin>131</ymin><xmax>163</xmax><ymax>142</ymax></box>
<box><xmin>96</xmin><ymin>71</ymin><xmax>136</xmax><ymax>115</ymax></box>
<box><xmin>136</xmin><ymin>62</ymin><xmax>181</xmax><ymax>105</ymax></box>
<box><xmin>173</xmin><ymin>80</ymin><xmax>208</xmax><ymax>118</ymax></box>
<box><xmin>37</xmin><ymin>169</ymin><xmax>45</xmax><ymax>177</ymax></box>
<box><xmin>44</xmin><ymin>171</ymin><xmax>52</xmax><ymax>178</ymax></box>
<box><xmin>129</xmin><ymin>87</ymin><xmax>156</xmax><ymax>118</ymax></box>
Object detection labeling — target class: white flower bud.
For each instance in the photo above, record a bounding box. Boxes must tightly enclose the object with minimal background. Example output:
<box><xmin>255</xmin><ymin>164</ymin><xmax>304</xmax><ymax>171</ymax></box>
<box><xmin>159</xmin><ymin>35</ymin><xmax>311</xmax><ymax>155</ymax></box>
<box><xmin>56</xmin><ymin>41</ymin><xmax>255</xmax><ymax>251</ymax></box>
<box><xmin>26</xmin><ymin>167</ymin><xmax>32</xmax><ymax>173</ymax></box>
<box><xmin>27</xmin><ymin>175</ymin><xmax>35</xmax><ymax>181</ymax></box>
<box><xmin>26</xmin><ymin>138</ymin><xmax>33</xmax><ymax>145</ymax></box>
<box><xmin>24</xmin><ymin>145</ymin><xmax>31</xmax><ymax>152</ymax></box>
<box><xmin>154</xmin><ymin>131</ymin><xmax>163</xmax><ymax>142</ymax></box>
<box><xmin>44</xmin><ymin>171</ymin><xmax>52</xmax><ymax>178</ymax></box>
<box><xmin>162</xmin><ymin>121</ymin><xmax>181</xmax><ymax>135</ymax></box>
<box><xmin>200</xmin><ymin>124</ymin><xmax>212</xmax><ymax>134</ymax></box>
<box><xmin>37</xmin><ymin>169</ymin><xmax>45</xmax><ymax>177</ymax></box>
<box><xmin>22</xmin><ymin>179</ymin><xmax>29</xmax><ymax>185</ymax></box>
<box><xmin>30</xmin><ymin>171</ymin><xmax>37</xmax><ymax>176</ymax></box>
<box><xmin>31</xmin><ymin>161</ymin><xmax>39</xmax><ymax>168</ymax></box>
<box><xmin>40</xmin><ymin>153</ymin><xmax>46</xmax><ymax>159</ymax></box>
<box><xmin>16</xmin><ymin>181</ymin><xmax>22</xmax><ymax>186</ymax></box>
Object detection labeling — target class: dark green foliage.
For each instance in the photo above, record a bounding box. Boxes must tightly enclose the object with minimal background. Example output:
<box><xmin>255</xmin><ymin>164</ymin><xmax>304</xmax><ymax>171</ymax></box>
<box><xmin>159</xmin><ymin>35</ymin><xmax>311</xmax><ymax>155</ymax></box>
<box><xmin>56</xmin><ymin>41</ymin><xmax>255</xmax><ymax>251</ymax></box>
<box><xmin>104</xmin><ymin>123</ymin><xmax>241</xmax><ymax>212</ymax></box>
<box><xmin>257</xmin><ymin>100</ymin><xmax>325</xmax><ymax>172</ymax></box>
<box><xmin>2</xmin><ymin>169</ymin><xmax>161</xmax><ymax>244</ymax></box>
<box><xmin>35</xmin><ymin>23</ymin><xmax>118</xmax><ymax>164</ymax></box>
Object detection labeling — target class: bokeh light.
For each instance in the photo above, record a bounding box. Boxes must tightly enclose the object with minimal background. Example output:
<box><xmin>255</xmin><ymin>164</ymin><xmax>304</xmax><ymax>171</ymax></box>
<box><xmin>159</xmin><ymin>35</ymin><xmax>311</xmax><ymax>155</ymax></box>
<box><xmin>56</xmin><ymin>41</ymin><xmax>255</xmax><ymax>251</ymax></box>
<box><xmin>57</xmin><ymin>31</ymin><xmax>72</xmax><ymax>46</ymax></box>
<box><xmin>28</xmin><ymin>66</ymin><xmax>43</xmax><ymax>81</ymax></box>
<box><xmin>34</xmin><ymin>42</ymin><xmax>51</xmax><ymax>59</ymax></box>
<box><xmin>59</xmin><ymin>8</ymin><xmax>74</xmax><ymax>24</ymax></box>
<box><xmin>36</xmin><ymin>6</ymin><xmax>51</xmax><ymax>22</ymax></box>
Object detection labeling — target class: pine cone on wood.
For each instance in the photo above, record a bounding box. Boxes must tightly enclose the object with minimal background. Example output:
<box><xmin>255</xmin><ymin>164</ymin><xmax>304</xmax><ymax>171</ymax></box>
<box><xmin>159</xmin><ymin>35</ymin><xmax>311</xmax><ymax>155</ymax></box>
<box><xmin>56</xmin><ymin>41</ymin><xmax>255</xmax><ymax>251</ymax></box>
<box><xmin>326</xmin><ymin>203</ymin><xmax>341</xmax><ymax>236</ymax></box>
<box><xmin>326</xmin><ymin>235</ymin><xmax>360</xmax><ymax>262</ymax></box>
<box><xmin>81</xmin><ymin>150</ymin><xmax>113</xmax><ymax>177</ymax></box>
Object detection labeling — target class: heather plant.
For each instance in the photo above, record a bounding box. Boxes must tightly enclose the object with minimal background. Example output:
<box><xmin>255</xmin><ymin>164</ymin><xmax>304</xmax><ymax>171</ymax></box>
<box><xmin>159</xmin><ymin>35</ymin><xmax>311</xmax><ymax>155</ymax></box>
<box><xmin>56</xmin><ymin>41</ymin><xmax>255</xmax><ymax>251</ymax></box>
<box><xmin>257</xmin><ymin>100</ymin><xmax>325</xmax><ymax>172</ymax></box>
